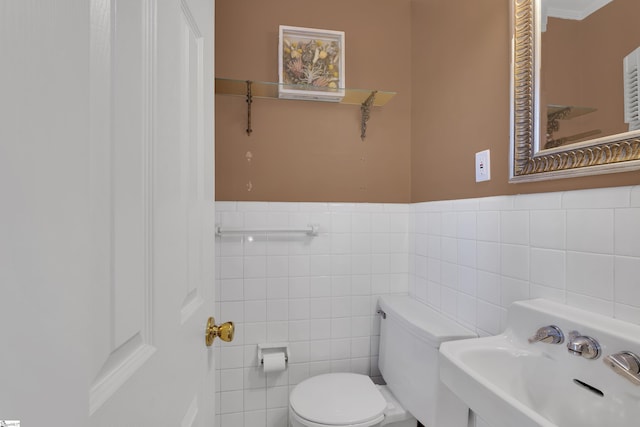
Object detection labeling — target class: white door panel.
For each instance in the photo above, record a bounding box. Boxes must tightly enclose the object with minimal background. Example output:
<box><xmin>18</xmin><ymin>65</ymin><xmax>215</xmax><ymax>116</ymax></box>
<box><xmin>1</xmin><ymin>0</ymin><xmax>215</xmax><ymax>424</ymax></box>
<box><xmin>89</xmin><ymin>0</ymin><xmax>156</xmax><ymax>413</ymax></box>
<box><xmin>90</xmin><ymin>0</ymin><xmax>215</xmax><ymax>424</ymax></box>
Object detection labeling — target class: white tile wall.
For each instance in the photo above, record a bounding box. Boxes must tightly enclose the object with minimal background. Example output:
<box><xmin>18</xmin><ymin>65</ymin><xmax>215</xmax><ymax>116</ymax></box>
<box><xmin>214</xmin><ymin>202</ymin><xmax>411</xmax><ymax>427</ymax></box>
<box><xmin>411</xmin><ymin>185</ymin><xmax>640</xmax><ymax>338</ymax></box>
<box><xmin>214</xmin><ymin>185</ymin><xmax>640</xmax><ymax>427</ymax></box>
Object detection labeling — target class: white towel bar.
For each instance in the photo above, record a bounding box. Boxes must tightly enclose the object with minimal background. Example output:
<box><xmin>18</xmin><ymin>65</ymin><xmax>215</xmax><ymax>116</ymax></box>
<box><xmin>215</xmin><ymin>224</ymin><xmax>319</xmax><ymax>236</ymax></box>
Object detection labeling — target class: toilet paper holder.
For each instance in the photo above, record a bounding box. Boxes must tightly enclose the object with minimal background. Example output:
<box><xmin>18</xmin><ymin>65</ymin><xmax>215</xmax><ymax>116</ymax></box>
<box><xmin>258</xmin><ymin>343</ymin><xmax>289</xmax><ymax>364</ymax></box>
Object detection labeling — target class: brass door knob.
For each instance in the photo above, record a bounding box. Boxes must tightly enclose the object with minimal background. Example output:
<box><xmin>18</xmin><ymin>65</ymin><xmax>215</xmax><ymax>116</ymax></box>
<box><xmin>205</xmin><ymin>316</ymin><xmax>234</xmax><ymax>346</ymax></box>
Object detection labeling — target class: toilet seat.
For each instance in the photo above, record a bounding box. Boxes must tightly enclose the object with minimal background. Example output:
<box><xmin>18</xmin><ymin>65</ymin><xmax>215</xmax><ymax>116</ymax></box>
<box><xmin>289</xmin><ymin>409</ymin><xmax>384</xmax><ymax>427</ymax></box>
<box><xmin>290</xmin><ymin>373</ymin><xmax>387</xmax><ymax>427</ymax></box>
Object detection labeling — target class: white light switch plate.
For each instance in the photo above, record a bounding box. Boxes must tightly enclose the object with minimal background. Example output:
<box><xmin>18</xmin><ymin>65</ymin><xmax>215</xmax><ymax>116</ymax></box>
<box><xmin>475</xmin><ymin>149</ymin><xmax>491</xmax><ymax>182</ymax></box>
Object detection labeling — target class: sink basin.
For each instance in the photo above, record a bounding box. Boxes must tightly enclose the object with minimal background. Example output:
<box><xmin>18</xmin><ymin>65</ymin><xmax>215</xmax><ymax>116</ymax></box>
<box><xmin>439</xmin><ymin>299</ymin><xmax>640</xmax><ymax>427</ymax></box>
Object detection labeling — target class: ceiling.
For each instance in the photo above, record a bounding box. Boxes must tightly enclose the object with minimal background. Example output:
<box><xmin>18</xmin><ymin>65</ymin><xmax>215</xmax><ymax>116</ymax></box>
<box><xmin>543</xmin><ymin>0</ymin><xmax>614</xmax><ymax>20</ymax></box>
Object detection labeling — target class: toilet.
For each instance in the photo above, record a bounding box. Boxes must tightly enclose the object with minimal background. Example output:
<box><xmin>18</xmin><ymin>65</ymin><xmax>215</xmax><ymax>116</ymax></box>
<box><xmin>288</xmin><ymin>295</ymin><xmax>476</xmax><ymax>427</ymax></box>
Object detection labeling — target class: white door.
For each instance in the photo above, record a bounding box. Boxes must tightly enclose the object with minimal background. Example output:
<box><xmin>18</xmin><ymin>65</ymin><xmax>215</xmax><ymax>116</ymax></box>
<box><xmin>0</xmin><ymin>1</ymin><xmax>217</xmax><ymax>425</ymax></box>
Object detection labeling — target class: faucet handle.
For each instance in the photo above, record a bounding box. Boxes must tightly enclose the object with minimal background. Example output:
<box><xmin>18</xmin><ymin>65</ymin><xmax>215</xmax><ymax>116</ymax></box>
<box><xmin>528</xmin><ymin>325</ymin><xmax>564</xmax><ymax>344</ymax></box>
<box><xmin>566</xmin><ymin>331</ymin><xmax>601</xmax><ymax>359</ymax></box>
<box><xmin>604</xmin><ymin>351</ymin><xmax>640</xmax><ymax>386</ymax></box>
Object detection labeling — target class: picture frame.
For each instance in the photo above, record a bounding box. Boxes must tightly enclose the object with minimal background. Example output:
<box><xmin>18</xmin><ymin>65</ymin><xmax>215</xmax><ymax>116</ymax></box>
<box><xmin>278</xmin><ymin>25</ymin><xmax>345</xmax><ymax>102</ymax></box>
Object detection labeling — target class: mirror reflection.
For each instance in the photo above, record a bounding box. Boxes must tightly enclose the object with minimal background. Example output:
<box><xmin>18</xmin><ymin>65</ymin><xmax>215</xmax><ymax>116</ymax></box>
<box><xmin>540</xmin><ymin>0</ymin><xmax>640</xmax><ymax>149</ymax></box>
<box><xmin>510</xmin><ymin>0</ymin><xmax>640</xmax><ymax>181</ymax></box>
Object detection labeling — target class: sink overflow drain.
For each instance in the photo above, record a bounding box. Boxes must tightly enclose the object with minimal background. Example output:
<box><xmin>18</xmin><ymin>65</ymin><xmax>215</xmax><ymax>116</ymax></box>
<box><xmin>573</xmin><ymin>379</ymin><xmax>604</xmax><ymax>397</ymax></box>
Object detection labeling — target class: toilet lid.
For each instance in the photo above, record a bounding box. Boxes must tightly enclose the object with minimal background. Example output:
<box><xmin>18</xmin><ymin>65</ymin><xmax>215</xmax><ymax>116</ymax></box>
<box><xmin>290</xmin><ymin>373</ymin><xmax>386</xmax><ymax>426</ymax></box>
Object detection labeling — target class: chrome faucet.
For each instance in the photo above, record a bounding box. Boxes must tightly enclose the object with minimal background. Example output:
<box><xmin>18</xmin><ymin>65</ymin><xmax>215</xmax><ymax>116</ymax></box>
<box><xmin>604</xmin><ymin>351</ymin><xmax>640</xmax><ymax>386</ymax></box>
<box><xmin>566</xmin><ymin>331</ymin><xmax>600</xmax><ymax>359</ymax></box>
<box><xmin>528</xmin><ymin>325</ymin><xmax>564</xmax><ymax>344</ymax></box>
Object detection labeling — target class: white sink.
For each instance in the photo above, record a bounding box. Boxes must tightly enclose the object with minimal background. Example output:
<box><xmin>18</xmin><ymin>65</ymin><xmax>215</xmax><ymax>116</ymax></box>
<box><xmin>439</xmin><ymin>299</ymin><xmax>640</xmax><ymax>427</ymax></box>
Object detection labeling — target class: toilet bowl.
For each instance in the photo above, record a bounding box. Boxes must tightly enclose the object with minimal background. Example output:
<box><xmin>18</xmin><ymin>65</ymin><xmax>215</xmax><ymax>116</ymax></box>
<box><xmin>289</xmin><ymin>372</ymin><xmax>416</xmax><ymax>427</ymax></box>
<box><xmin>289</xmin><ymin>373</ymin><xmax>389</xmax><ymax>427</ymax></box>
<box><xmin>288</xmin><ymin>295</ymin><xmax>476</xmax><ymax>427</ymax></box>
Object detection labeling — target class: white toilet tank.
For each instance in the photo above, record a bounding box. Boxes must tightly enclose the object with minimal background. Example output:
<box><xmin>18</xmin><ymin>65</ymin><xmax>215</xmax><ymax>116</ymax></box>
<box><xmin>378</xmin><ymin>295</ymin><xmax>476</xmax><ymax>427</ymax></box>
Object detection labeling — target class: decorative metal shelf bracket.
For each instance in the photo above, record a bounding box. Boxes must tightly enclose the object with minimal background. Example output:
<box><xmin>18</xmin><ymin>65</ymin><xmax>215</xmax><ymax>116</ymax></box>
<box><xmin>246</xmin><ymin>80</ymin><xmax>253</xmax><ymax>136</ymax></box>
<box><xmin>360</xmin><ymin>90</ymin><xmax>377</xmax><ymax>140</ymax></box>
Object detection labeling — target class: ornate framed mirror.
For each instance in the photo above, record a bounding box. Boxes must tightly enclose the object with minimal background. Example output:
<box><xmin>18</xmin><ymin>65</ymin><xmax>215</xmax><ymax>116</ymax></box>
<box><xmin>510</xmin><ymin>0</ymin><xmax>640</xmax><ymax>182</ymax></box>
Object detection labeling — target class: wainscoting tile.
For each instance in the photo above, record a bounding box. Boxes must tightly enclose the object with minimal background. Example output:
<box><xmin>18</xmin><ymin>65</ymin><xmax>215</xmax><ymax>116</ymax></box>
<box><xmin>562</xmin><ymin>186</ymin><xmax>630</xmax><ymax>209</ymax></box>
<box><xmin>216</xmin><ymin>189</ymin><xmax>639</xmax><ymax>426</ymax></box>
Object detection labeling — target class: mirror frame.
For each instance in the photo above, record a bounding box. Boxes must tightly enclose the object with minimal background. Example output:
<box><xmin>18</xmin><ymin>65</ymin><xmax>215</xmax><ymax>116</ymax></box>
<box><xmin>510</xmin><ymin>0</ymin><xmax>640</xmax><ymax>182</ymax></box>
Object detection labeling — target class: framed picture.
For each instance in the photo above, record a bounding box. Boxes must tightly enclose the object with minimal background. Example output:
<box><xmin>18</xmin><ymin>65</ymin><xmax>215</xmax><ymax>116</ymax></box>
<box><xmin>278</xmin><ymin>25</ymin><xmax>345</xmax><ymax>102</ymax></box>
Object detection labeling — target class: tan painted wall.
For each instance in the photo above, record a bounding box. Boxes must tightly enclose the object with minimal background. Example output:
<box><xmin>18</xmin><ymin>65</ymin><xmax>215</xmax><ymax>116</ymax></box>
<box><xmin>215</xmin><ymin>0</ymin><xmax>412</xmax><ymax>202</ymax></box>
<box><xmin>410</xmin><ymin>0</ymin><xmax>640</xmax><ymax>202</ymax></box>
<box><xmin>216</xmin><ymin>0</ymin><xmax>640</xmax><ymax>203</ymax></box>
<box><xmin>410</xmin><ymin>0</ymin><xmax>512</xmax><ymax>201</ymax></box>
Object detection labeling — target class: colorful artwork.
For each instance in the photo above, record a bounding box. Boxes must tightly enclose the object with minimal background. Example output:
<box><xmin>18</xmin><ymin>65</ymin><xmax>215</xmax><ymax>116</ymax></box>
<box><xmin>282</xmin><ymin>37</ymin><xmax>341</xmax><ymax>88</ymax></box>
<box><xmin>278</xmin><ymin>26</ymin><xmax>345</xmax><ymax>101</ymax></box>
